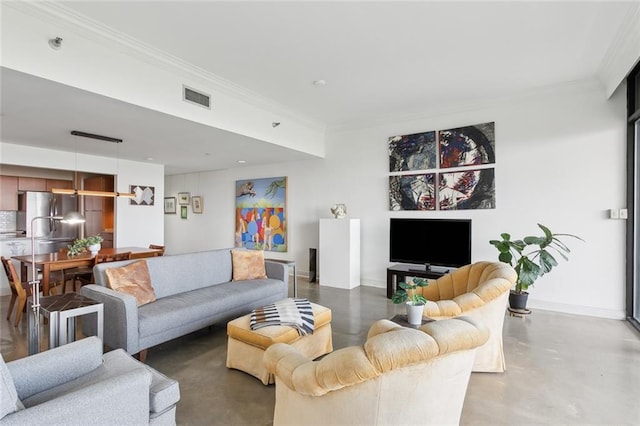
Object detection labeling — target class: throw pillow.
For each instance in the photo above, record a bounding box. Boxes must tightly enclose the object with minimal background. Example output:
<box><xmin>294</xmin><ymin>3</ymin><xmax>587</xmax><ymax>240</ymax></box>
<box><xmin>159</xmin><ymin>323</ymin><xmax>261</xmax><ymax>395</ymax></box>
<box><xmin>105</xmin><ymin>260</ymin><xmax>156</xmax><ymax>306</ymax></box>
<box><xmin>0</xmin><ymin>355</ymin><xmax>23</xmax><ymax>419</ymax></box>
<box><xmin>231</xmin><ymin>249</ymin><xmax>267</xmax><ymax>281</ymax></box>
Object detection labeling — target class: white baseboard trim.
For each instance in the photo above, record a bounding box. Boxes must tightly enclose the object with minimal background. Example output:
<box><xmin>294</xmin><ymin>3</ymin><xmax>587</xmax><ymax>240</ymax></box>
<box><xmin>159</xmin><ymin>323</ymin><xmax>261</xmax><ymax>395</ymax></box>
<box><xmin>297</xmin><ymin>272</ymin><xmax>385</xmax><ymax>289</ymax></box>
<box><xmin>361</xmin><ymin>278</ymin><xmax>386</xmax><ymax>288</ymax></box>
<box><xmin>526</xmin><ymin>299</ymin><xmax>625</xmax><ymax>320</ymax></box>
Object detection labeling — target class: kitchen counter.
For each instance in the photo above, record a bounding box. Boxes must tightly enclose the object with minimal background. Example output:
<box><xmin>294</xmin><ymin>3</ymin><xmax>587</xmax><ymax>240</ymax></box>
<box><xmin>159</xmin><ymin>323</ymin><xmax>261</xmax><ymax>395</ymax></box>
<box><xmin>0</xmin><ymin>235</ymin><xmax>74</xmax><ymax>242</ymax></box>
<box><xmin>0</xmin><ymin>232</ymin><xmax>26</xmax><ymax>241</ymax></box>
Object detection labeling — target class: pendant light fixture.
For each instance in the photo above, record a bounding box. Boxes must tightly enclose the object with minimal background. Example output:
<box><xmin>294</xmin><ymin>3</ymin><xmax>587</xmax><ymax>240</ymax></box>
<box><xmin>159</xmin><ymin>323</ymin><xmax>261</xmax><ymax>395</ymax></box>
<box><xmin>51</xmin><ymin>130</ymin><xmax>135</xmax><ymax>198</ymax></box>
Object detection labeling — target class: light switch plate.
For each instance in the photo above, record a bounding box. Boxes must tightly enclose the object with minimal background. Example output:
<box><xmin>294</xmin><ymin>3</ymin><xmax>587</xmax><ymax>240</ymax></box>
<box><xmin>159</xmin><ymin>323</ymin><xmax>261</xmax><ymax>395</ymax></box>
<box><xmin>610</xmin><ymin>209</ymin><xmax>619</xmax><ymax>219</ymax></box>
<box><xmin>619</xmin><ymin>209</ymin><xmax>628</xmax><ymax>219</ymax></box>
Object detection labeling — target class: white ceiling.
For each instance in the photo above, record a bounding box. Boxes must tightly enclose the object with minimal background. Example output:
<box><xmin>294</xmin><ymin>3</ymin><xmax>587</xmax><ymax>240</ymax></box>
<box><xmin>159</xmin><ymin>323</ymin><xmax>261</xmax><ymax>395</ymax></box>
<box><xmin>0</xmin><ymin>1</ymin><xmax>635</xmax><ymax>175</ymax></box>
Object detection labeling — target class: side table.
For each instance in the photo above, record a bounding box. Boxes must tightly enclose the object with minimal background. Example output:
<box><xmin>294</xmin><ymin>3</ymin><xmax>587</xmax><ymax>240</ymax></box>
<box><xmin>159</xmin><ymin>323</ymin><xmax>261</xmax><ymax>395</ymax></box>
<box><xmin>28</xmin><ymin>292</ymin><xmax>104</xmax><ymax>355</ymax></box>
<box><xmin>265</xmin><ymin>258</ymin><xmax>297</xmax><ymax>297</ymax></box>
<box><xmin>390</xmin><ymin>314</ymin><xmax>434</xmax><ymax>329</ymax></box>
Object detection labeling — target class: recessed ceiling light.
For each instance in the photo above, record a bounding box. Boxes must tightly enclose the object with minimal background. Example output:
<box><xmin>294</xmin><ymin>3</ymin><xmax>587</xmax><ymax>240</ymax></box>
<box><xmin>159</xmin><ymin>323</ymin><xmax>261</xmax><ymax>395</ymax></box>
<box><xmin>146</xmin><ymin>157</ymin><xmax>154</xmax><ymax>161</ymax></box>
<box><xmin>313</xmin><ymin>79</ymin><xmax>326</xmax><ymax>86</ymax></box>
<box><xmin>237</xmin><ymin>160</ymin><xmax>247</xmax><ymax>164</ymax></box>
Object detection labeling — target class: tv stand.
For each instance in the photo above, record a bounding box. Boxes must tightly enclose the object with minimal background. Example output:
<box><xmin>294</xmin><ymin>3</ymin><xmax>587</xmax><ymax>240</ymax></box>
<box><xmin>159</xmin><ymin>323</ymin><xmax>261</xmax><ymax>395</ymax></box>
<box><xmin>386</xmin><ymin>264</ymin><xmax>448</xmax><ymax>299</ymax></box>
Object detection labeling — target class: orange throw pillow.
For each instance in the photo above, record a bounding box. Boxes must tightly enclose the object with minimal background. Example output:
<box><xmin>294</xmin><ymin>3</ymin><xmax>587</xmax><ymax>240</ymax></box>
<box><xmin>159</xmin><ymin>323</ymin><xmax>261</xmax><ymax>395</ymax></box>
<box><xmin>231</xmin><ymin>249</ymin><xmax>268</xmax><ymax>281</ymax></box>
<box><xmin>105</xmin><ymin>260</ymin><xmax>156</xmax><ymax>306</ymax></box>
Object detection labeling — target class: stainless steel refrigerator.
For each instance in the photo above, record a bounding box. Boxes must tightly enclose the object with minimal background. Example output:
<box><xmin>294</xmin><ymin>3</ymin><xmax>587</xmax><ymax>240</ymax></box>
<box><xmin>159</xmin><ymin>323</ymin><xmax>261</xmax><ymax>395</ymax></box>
<box><xmin>17</xmin><ymin>191</ymin><xmax>80</xmax><ymax>254</ymax></box>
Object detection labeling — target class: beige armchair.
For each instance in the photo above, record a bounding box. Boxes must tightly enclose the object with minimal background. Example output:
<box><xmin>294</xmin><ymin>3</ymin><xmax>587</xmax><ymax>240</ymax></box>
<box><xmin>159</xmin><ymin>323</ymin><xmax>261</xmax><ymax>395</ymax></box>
<box><xmin>264</xmin><ymin>317</ymin><xmax>488</xmax><ymax>426</ymax></box>
<box><xmin>416</xmin><ymin>261</ymin><xmax>517</xmax><ymax>372</ymax></box>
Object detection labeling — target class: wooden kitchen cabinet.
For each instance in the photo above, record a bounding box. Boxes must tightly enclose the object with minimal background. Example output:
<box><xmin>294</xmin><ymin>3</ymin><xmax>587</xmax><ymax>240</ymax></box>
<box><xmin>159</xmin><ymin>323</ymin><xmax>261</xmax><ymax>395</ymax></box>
<box><xmin>0</xmin><ymin>176</ymin><xmax>18</xmax><ymax>210</ymax></box>
<box><xmin>83</xmin><ymin>176</ymin><xmax>115</xmax><ymax>236</ymax></box>
<box><xmin>46</xmin><ymin>179</ymin><xmax>73</xmax><ymax>191</ymax></box>
<box><xmin>18</xmin><ymin>177</ymin><xmax>46</xmax><ymax>191</ymax></box>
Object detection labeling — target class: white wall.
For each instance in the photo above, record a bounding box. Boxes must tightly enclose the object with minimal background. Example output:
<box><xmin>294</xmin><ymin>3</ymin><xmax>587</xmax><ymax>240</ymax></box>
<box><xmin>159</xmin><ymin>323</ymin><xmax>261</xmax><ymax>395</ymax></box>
<box><xmin>166</xmin><ymin>79</ymin><xmax>628</xmax><ymax>319</ymax></box>
<box><xmin>0</xmin><ymin>143</ymin><xmax>165</xmax><ymax>249</ymax></box>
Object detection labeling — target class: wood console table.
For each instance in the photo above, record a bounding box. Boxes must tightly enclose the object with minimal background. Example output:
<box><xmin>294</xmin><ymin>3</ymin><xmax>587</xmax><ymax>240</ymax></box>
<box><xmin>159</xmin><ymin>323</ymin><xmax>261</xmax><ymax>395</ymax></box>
<box><xmin>386</xmin><ymin>264</ymin><xmax>449</xmax><ymax>299</ymax></box>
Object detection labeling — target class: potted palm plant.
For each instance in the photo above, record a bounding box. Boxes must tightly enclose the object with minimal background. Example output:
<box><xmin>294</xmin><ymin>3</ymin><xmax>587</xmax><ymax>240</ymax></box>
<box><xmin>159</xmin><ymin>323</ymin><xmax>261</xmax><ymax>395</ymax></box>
<box><xmin>391</xmin><ymin>277</ymin><xmax>429</xmax><ymax>325</ymax></box>
<box><xmin>489</xmin><ymin>223</ymin><xmax>583</xmax><ymax>311</ymax></box>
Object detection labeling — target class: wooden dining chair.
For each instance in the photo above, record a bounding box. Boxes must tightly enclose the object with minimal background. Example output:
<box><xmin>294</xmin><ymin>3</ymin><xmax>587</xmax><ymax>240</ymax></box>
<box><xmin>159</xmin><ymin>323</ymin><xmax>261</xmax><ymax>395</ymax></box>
<box><xmin>2</xmin><ymin>256</ymin><xmax>32</xmax><ymax>327</ymax></box>
<box><xmin>74</xmin><ymin>251</ymin><xmax>133</xmax><ymax>289</ymax></box>
<box><xmin>56</xmin><ymin>248</ymin><xmax>90</xmax><ymax>294</ymax></box>
<box><xmin>148</xmin><ymin>244</ymin><xmax>165</xmax><ymax>256</ymax></box>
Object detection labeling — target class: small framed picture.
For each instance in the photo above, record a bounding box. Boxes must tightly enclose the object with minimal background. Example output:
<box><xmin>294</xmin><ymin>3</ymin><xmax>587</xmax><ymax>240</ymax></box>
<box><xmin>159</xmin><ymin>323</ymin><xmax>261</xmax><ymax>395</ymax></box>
<box><xmin>164</xmin><ymin>197</ymin><xmax>176</xmax><ymax>214</ymax></box>
<box><xmin>192</xmin><ymin>196</ymin><xmax>203</xmax><ymax>213</ymax></box>
<box><xmin>181</xmin><ymin>205</ymin><xmax>188</xmax><ymax>219</ymax></box>
<box><xmin>178</xmin><ymin>192</ymin><xmax>190</xmax><ymax>205</ymax></box>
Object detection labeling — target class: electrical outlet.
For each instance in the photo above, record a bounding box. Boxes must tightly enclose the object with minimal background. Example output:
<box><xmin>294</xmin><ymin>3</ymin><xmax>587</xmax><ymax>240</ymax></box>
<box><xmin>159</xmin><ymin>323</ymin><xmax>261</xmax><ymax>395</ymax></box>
<box><xmin>610</xmin><ymin>209</ymin><xmax>619</xmax><ymax>219</ymax></box>
<box><xmin>619</xmin><ymin>209</ymin><xmax>628</xmax><ymax>219</ymax></box>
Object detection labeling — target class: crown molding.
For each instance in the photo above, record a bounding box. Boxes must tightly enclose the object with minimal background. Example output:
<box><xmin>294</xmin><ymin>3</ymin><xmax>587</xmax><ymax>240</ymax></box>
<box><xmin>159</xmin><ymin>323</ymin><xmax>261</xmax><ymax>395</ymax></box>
<box><xmin>5</xmin><ymin>1</ymin><xmax>325</xmax><ymax>133</ymax></box>
<box><xmin>327</xmin><ymin>78</ymin><xmax>606</xmax><ymax>134</ymax></box>
<box><xmin>598</xmin><ymin>2</ymin><xmax>640</xmax><ymax>98</ymax></box>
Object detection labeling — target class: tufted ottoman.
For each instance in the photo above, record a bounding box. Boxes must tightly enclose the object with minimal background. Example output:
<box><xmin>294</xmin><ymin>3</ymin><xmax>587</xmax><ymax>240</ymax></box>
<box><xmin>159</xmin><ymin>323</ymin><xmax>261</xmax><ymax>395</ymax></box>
<box><xmin>226</xmin><ymin>302</ymin><xmax>333</xmax><ymax>385</ymax></box>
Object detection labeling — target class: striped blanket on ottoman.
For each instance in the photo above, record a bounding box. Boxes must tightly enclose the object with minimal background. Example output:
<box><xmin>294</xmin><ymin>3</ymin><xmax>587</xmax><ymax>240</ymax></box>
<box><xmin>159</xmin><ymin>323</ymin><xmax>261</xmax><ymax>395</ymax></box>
<box><xmin>250</xmin><ymin>298</ymin><xmax>315</xmax><ymax>335</ymax></box>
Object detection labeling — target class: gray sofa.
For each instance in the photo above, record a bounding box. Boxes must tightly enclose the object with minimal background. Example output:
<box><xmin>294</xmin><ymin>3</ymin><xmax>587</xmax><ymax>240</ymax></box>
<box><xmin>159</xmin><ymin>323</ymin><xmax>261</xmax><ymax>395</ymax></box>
<box><xmin>80</xmin><ymin>248</ymin><xmax>288</xmax><ymax>355</ymax></box>
<box><xmin>0</xmin><ymin>336</ymin><xmax>180</xmax><ymax>425</ymax></box>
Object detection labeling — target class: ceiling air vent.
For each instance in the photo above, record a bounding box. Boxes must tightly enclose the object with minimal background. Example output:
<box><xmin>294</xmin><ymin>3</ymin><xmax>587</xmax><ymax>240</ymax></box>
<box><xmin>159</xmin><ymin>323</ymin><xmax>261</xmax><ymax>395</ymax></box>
<box><xmin>183</xmin><ymin>85</ymin><xmax>211</xmax><ymax>109</ymax></box>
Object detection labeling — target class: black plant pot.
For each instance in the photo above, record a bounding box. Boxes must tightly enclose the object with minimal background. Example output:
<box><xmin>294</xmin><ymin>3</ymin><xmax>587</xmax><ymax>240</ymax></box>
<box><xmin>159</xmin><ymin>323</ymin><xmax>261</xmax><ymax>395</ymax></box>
<box><xmin>509</xmin><ymin>291</ymin><xmax>529</xmax><ymax>310</ymax></box>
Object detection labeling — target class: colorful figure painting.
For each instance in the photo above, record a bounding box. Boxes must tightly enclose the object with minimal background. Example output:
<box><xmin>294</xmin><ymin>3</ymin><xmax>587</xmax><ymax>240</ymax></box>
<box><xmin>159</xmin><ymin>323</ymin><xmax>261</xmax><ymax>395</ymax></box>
<box><xmin>439</xmin><ymin>168</ymin><xmax>495</xmax><ymax>210</ymax></box>
<box><xmin>388</xmin><ymin>131</ymin><xmax>437</xmax><ymax>172</ymax></box>
<box><xmin>439</xmin><ymin>122</ymin><xmax>495</xmax><ymax>168</ymax></box>
<box><xmin>389</xmin><ymin>174</ymin><xmax>436</xmax><ymax>211</ymax></box>
<box><xmin>235</xmin><ymin>177</ymin><xmax>287</xmax><ymax>252</ymax></box>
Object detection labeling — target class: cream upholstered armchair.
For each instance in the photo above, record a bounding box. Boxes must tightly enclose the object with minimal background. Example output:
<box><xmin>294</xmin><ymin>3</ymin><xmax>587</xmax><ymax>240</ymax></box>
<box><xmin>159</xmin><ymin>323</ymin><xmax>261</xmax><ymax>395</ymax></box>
<box><xmin>264</xmin><ymin>317</ymin><xmax>488</xmax><ymax>426</ymax></box>
<box><xmin>415</xmin><ymin>261</ymin><xmax>517</xmax><ymax>372</ymax></box>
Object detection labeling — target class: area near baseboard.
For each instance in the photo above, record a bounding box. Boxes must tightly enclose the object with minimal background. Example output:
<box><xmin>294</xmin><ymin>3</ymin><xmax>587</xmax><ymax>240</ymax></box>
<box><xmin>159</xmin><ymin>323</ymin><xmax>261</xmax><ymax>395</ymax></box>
<box><xmin>298</xmin><ymin>274</ymin><xmax>627</xmax><ymax>321</ymax></box>
<box><xmin>527</xmin><ymin>299</ymin><xmax>625</xmax><ymax>321</ymax></box>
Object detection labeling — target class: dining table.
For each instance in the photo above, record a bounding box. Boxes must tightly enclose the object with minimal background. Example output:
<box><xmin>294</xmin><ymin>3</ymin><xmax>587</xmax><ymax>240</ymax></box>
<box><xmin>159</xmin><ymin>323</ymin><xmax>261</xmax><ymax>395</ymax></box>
<box><xmin>12</xmin><ymin>246</ymin><xmax>162</xmax><ymax>296</ymax></box>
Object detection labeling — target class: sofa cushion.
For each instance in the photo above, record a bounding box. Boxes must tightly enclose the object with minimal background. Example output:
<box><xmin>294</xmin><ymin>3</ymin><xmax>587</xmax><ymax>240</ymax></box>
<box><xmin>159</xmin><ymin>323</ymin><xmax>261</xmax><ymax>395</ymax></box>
<box><xmin>137</xmin><ymin>279</ymin><xmax>286</xmax><ymax>339</ymax></box>
<box><xmin>20</xmin><ymin>349</ymin><xmax>158</xmax><ymax>409</ymax></box>
<box><xmin>231</xmin><ymin>249</ymin><xmax>267</xmax><ymax>281</ymax></box>
<box><xmin>0</xmin><ymin>355</ymin><xmax>23</xmax><ymax>419</ymax></box>
<box><xmin>106</xmin><ymin>260</ymin><xmax>156</xmax><ymax>306</ymax></box>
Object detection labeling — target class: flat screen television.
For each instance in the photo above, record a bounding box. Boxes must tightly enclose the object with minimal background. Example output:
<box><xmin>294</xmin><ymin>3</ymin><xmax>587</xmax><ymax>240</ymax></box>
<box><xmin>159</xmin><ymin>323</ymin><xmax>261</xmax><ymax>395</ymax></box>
<box><xmin>389</xmin><ymin>218</ymin><xmax>472</xmax><ymax>271</ymax></box>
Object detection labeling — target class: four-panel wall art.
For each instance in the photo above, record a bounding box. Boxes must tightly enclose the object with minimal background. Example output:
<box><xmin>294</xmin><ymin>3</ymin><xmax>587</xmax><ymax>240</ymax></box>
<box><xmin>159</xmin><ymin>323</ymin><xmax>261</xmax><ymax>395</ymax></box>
<box><xmin>388</xmin><ymin>121</ymin><xmax>496</xmax><ymax>211</ymax></box>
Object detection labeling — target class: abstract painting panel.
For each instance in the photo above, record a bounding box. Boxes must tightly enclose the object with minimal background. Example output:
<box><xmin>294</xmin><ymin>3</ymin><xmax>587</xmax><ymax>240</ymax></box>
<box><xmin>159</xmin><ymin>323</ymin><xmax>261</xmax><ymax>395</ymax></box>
<box><xmin>130</xmin><ymin>185</ymin><xmax>155</xmax><ymax>205</ymax></box>
<box><xmin>439</xmin><ymin>122</ymin><xmax>495</xmax><ymax>168</ymax></box>
<box><xmin>389</xmin><ymin>131</ymin><xmax>437</xmax><ymax>172</ymax></box>
<box><xmin>389</xmin><ymin>174</ymin><xmax>436</xmax><ymax>211</ymax></box>
<box><xmin>235</xmin><ymin>176</ymin><xmax>287</xmax><ymax>252</ymax></box>
<box><xmin>439</xmin><ymin>168</ymin><xmax>495</xmax><ymax>210</ymax></box>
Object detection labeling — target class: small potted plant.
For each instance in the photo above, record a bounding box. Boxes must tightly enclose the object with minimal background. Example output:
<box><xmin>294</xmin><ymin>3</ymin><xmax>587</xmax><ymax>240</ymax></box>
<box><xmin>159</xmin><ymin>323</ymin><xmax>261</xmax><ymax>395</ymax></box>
<box><xmin>67</xmin><ymin>238</ymin><xmax>87</xmax><ymax>256</ymax></box>
<box><xmin>85</xmin><ymin>235</ymin><xmax>104</xmax><ymax>255</ymax></box>
<box><xmin>391</xmin><ymin>277</ymin><xmax>429</xmax><ymax>325</ymax></box>
<box><xmin>66</xmin><ymin>235</ymin><xmax>104</xmax><ymax>256</ymax></box>
<box><xmin>490</xmin><ymin>223</ymin><xmax>583</xmax><ymax>311</ymax></box>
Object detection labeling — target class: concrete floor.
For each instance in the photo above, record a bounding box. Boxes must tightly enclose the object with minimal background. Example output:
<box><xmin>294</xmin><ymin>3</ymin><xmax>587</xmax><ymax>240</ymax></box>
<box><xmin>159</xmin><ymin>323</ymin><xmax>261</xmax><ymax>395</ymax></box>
<box><xmin>2</xmin><ymin>278</ymin><xmax>639</xmax><ymax>425</ymax></box>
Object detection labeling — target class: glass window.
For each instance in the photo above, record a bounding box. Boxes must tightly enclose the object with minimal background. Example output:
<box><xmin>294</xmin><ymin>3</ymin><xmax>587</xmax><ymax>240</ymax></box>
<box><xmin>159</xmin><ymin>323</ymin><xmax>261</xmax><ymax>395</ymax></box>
<box><xmin>634</xmin><ymin>120</ymin><xmax>639</xmax><ymax>322</ymax></box>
